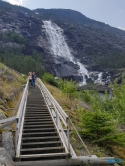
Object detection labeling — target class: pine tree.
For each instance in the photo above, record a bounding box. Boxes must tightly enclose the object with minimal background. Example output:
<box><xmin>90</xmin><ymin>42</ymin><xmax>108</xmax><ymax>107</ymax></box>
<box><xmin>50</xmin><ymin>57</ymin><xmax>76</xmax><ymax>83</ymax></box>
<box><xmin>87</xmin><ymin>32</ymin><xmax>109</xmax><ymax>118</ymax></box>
<box><xmin>78</xmin><ymin>109</ymin><xmax>125</xmax><ymax>146</ymax></box>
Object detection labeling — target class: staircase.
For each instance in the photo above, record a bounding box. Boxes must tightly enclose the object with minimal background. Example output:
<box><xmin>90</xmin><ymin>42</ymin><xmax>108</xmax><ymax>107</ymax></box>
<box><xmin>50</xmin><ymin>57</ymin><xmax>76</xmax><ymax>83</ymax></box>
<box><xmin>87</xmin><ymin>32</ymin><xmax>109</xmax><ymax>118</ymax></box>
<box><xmin>19</xmin><ymin>86</ymin><xmax>69</xmax><ymax>161</ymax></box>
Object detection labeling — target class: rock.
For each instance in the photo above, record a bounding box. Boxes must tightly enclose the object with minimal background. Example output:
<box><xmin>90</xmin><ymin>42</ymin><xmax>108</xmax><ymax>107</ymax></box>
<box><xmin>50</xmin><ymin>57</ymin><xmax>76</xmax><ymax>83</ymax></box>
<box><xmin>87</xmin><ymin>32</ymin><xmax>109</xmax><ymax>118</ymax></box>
<box><xmin>88</xmin><ymin>65</ymin><xmax>103</xmax><ymax>72</ymax></box>
<box><xmin>0</xmin><ymin>113</ymin><xmax>7</xmax><ymax>120</ymax></box>
<box><xmin>0</xmin><ymin>113</ymin><xmax>15</xmax><ymax>159</ymax></box>
<box><xmin>62</xmin><ymin>74</ymin><xmax>82</xmax><ymax>82</ymax></box>
<box><xmin>0</xmin><ymin>148</ymin><xmax>14</xmax><ymax>166</ymax></box>
<box><xmin>0</xmin><ymin>98</ymin><xmax>4</xmax><ymax>105</ymax></box>
<box><xmin>0</xmin><ymin>106</ymin><xmax>5</xmax><ymax>111</ymax></box>
<box><xmin>2</xmin><ymin>132</ymin><xmax>15</xmax><ymax>159</ymax></box>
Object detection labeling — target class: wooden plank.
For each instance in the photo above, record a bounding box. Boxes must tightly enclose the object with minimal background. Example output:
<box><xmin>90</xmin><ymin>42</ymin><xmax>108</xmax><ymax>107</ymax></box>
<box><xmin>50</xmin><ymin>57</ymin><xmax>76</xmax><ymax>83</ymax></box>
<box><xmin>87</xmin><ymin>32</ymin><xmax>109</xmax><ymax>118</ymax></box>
<box><xmin>23</xmin><ymin>128</ymin><xmax>55</xmax><ymax>131</ymax></box>
<box><xmin>0</xmin><ymin>116</ymin><xmax>16</xmax><ymax>124</ymax></box>
<box><xmin>21</xmin><ymin>146</ymin><xmax>64</xmax><ymax>151</ymax></box>
<box><xmin>19</xmin><ymin>152</ymin><xmax>69</xmax><ymax>158</ymax></box>
<box><xmin>22</xmin><ymin>136</ymin><xmax>59</xmax><ymax>140</ymax></box>
<box><xmin>15</xmin><ymin>157</ymin><xmax>119</xmax><ymax>165</ymax></box>
<box><xmin>22</xmin><ymin>132</ymin><xmax>57</xmax><ymax>135</ymax></box>
<box><xmin>22</xmin><ymin>141</ymin><xmax>61</xmax><ymax>145</ymax></box>
<box><xmin>0</xmin><ymin>119</ymin><xmax>16</xmax><ymax>129</ymax></box>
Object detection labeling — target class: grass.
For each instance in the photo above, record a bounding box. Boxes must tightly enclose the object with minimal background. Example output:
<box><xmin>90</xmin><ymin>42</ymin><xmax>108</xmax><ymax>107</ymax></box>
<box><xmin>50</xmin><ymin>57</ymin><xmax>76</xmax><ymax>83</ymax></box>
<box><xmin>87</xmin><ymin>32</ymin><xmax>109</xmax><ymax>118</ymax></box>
<box><xmin>0</xmin><ymin>62</ymin><xmax>27</xmax><ymax>133</ymax></box>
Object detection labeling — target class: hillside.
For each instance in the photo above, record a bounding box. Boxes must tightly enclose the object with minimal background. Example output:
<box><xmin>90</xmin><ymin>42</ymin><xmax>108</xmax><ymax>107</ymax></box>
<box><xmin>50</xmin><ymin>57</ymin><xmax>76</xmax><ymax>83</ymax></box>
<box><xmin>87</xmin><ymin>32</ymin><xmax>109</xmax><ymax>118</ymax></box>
<box><xmin>0</xmin><ymin>62</ymin><xmax>26</xmax><ymax>112</ymax></box>
<box><xmin>0</xmin><ymin>0</ymin><xmax>125</xmax><ymax>84</ymax></box>
<box><xmin>0</xmin><ymin>62</ymin><xmax>27</xmax><ymax>158</ymax></box>
<box><xmin>45</xmin><ymin>81</ymin><xmax>125</xmax><ymax>164</ymax></box>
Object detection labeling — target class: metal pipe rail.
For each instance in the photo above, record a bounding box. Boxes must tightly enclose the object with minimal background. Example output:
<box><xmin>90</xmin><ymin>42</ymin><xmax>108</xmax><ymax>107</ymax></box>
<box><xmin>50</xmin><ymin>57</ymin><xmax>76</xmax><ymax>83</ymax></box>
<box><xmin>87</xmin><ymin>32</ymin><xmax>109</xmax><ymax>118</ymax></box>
<box><xmin>37</xmin><ymin>78</ymin><xmax>91</xmax><ymax>157</ymax></box>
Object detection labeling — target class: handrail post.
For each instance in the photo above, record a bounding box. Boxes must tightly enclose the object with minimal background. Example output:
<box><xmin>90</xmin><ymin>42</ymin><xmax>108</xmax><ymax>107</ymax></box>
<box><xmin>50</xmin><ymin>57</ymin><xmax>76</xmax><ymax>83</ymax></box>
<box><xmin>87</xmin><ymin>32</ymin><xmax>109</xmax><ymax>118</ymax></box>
<box><xmin>56</xmin><ymin>111</ymin><xmax>58</xmax><ymax>127</ymax></box>
<box><xmin>66</xmin><ymin>117</ymin><xmax>70</xmax><ymax>154</ymax></box>
<box><xmin>15</xmin><ymin>118</ymin><xmax>18</xmax><ymax>154</ymax></box>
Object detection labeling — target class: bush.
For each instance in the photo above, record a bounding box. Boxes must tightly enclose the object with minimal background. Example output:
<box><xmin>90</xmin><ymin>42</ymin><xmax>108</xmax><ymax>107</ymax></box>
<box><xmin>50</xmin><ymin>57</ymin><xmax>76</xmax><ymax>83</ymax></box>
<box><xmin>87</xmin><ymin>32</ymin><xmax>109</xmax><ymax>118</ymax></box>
<box><xmin>57</xmin><ymin>79</ymin><xmax>78</xmax><ymax>99</ymax></box>
<box><xmin>78</xmin><ymin>109</ymin><xmax>125</xmax><ymax>147</ymax></box>
<box><xmin>42</xmin><ymin>73</ymin><xmax>58</xmax><ymax>87</ymax></box>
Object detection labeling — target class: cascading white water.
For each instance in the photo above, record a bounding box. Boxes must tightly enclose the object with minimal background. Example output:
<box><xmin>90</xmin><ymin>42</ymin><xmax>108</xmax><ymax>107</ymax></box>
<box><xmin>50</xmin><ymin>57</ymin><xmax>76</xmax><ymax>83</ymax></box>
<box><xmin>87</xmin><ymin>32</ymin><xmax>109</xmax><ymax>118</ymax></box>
<box><xmin>42</xmin><ymin>21</ymin><xmax>73</xmax><ymax>61</ymax></box>
<box><xmin>42</xmin><ymin>20</ymin><xmax>103</xmax><ymax>85</ymax></box>
<box><xmin>94</xmin><ymin>72</ymin><xmax>103</xmax><ymax>84</ymax></box>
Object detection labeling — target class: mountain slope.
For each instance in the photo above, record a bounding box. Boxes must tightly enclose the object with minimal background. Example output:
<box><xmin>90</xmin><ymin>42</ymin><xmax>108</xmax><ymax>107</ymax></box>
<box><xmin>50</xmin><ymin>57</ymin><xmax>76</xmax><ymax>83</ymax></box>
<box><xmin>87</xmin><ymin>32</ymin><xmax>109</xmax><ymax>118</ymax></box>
<box><xmin>0</xmin><ymin>0</ymin><xmax>125</xmax><ymax>83</ymax></box>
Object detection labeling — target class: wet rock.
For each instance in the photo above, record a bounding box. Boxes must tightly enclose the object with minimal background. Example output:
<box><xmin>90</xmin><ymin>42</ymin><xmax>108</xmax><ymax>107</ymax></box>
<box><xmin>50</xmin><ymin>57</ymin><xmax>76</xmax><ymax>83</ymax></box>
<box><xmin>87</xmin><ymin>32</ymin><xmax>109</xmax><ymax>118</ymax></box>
<box><xmin>88</xmin><ymin>65</ymin><xmax>102</xmax><ymax>72</ymax></box>
<box><xmin>62</xmin><ymin>74</ymin><xmax>82</xmax><ymax>82</ymax></box>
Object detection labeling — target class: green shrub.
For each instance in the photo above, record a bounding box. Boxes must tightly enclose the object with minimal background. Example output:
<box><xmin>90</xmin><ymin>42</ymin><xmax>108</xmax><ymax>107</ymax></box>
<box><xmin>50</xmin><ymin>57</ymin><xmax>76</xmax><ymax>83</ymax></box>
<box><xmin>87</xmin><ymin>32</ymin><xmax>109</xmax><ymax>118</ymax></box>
<box><xmin>57</xmin><ymin>79</ymin><xmax>78</xmax><ymax>99</ymax></box>
<box><xmin>42</xmin><ymin>73</ymin><xmax>58</xmax><ymax>87</ymax></box>
<box><xmin>78</xmin><ymin>109</ymin><xmax>125</xmax><ymax>147</ymax></box>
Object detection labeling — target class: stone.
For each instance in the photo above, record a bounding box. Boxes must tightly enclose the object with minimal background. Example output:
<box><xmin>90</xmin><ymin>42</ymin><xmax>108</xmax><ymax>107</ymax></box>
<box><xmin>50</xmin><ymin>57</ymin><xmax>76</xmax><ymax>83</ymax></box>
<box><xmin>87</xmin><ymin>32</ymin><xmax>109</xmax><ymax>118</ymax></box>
<box><xmin>2</xmin><ymin>132</ymin><xmax>15</xmax><ymax>159</ymax></box>
<box><xmin>0</xmin><ymin>148</ymin><xmax>14</xmax><ymax>166</ymax></box>
<box><xmin>0</xmin><ymin>99</ymin><xmax>4</xmax><ymax>105</ymax></box>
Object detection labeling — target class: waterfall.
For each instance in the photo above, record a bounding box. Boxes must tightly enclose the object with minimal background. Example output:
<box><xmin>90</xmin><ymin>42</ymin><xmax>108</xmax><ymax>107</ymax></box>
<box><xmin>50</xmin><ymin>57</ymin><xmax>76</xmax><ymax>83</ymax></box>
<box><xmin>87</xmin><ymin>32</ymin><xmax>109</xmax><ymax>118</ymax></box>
<box><xmin>42</xmin><ymin>20</ymin><xmax>105</xmax><ymax>85</ymax></box>
<box><xmin>94</xmin><ymin>72</ymin><xmax>103</xmax><ymax>84</ymax></box>
<box><xmin>42</xmin><ymin>21</ymin><xmax>73</xmax><ymax>61</ymax></box>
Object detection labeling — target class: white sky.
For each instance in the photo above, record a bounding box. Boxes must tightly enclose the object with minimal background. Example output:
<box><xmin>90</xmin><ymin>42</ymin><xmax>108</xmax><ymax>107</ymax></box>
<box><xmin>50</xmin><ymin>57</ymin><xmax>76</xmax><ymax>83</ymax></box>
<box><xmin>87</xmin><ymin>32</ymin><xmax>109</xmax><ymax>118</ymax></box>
<box><xmin>4</xmin><ymin>0</ymin><xmax>125</xmax><ymax>30</ymax></box>
<box><xmin>5</xmin><ymin>0</ymin><xmax>26</xmax><ymax>5</ymax></box>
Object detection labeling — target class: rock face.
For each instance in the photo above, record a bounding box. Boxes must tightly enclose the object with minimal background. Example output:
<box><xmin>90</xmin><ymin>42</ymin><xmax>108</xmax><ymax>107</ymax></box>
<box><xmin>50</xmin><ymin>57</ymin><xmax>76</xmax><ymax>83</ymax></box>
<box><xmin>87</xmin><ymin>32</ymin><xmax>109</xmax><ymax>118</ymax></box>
<box><xmin>0</xmin><ymin>148</ymin><xmax>15</xmax><ymax>166</ymax></box>
<box><xmin>0</xmin><ymin>1</ymin><xmax>125</xmax><ymax>84</ymax></box>
<box><xmin>0</xmin><ymin>113</ymin><xmax>15</xmax><ymax>159</ymax></box>
<box><xmin>2</xmin><ymin>131</ymin><xmax>15</xmax><ymax>159</ymax></box>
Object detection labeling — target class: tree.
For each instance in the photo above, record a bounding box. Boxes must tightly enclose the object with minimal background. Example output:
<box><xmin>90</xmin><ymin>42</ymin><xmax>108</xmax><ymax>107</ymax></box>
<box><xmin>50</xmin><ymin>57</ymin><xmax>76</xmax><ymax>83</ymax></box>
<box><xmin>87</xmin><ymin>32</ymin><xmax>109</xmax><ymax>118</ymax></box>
<box><xmin>78</xmin><ymin>109</ymin><xmax>125</xmax><ymax>147</ymax></box>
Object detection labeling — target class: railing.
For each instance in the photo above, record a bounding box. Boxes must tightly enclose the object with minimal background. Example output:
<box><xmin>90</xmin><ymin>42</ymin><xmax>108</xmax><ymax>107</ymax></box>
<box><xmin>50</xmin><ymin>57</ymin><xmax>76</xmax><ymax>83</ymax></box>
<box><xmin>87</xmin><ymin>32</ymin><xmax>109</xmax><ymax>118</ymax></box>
<box><xmin>0</xmin><ymin>79</ymin><xmax>28</xmax><ymax>157</ymax></box>
<box><xmin>15</xmin><ymin>80</ymin><xmax>29</xmax><ymax>157</ymax></box>
<box><xmin>5</xmin><ymin>65</ymin><xmax>23</xmax><ymax>76</ymax></box>
<box><xmin>0</xmin><ymin>77</ymin><xmax>122</xmax><ymax>165</ymax></box>
<box><xmin>37</xmin><ymin>78</ymin><xmax>91</xmax><ymax>157</ymax></box>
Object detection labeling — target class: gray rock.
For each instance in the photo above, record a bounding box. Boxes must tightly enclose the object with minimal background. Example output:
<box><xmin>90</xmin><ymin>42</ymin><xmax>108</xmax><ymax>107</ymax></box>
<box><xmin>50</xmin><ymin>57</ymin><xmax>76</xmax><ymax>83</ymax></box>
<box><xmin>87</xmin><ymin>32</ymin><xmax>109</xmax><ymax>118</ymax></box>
<box><xmin>0</xmin><ymin>113</ymin><xmax>15</xmax><ymax>159</ymax></box>
<box><xmin>0</xmin><ymin>148</ymin><xmax>14</xmax><ymax>166</ymax></box>
<box><xmin>0</xmin><ymin>113</ymin><xmax>6</xmax><ymax>120</ymax></box>
<box><xmin>0</xmin><ymin>99</ymin><xmax>4</xmax><ymax>105</ymax></box>
<box><xmin>2</xmin><ymin>132</ymin><xmax>15</xmax><ymax>159</ymax></box>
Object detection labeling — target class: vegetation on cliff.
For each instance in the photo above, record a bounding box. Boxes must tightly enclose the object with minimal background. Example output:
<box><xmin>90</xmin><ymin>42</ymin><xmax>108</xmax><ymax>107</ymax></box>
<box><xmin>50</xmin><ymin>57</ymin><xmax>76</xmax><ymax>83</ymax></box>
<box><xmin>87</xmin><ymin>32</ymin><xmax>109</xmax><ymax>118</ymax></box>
<box><xmin>0</xmin><ymin>62</ymin><xmax>27</xmax><ymax>118</ymax></box>
<box><xmin>0</xmin><ymin>31</ymin><xmax>44</xmax><ymax>77</ymax></box>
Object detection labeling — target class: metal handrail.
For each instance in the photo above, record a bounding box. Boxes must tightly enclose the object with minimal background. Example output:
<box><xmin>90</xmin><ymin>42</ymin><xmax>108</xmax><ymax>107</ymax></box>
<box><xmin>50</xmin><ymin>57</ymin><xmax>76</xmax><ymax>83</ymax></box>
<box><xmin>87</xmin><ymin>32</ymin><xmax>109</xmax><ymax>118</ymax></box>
<box><xmin>37</xmin><ymin>78</ymin><xmax>91</xmax><ymax>157</ymax></box>
<box><xmin>15</xmin><ymin>79</ymin><xmax>29</xmax><ymax>157</ymax></box>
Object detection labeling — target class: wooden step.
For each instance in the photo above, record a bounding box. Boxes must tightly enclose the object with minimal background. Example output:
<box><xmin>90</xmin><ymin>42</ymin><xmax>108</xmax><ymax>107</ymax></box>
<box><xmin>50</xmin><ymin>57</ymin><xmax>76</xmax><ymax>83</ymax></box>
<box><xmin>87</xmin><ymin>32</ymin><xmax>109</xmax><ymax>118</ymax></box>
<box><xmin>22</xmin><ymin>141</ymin><xmax>62</xmax><ymax>146</ymax></box>
<box><xmin>21</xmin><ymin>146</ymin><xmax>64</xmax><ymax>152</ymax></box>
<box><xmin>22</xmin><ymin>132</ymin><xmax>57</xmax><ymax>136</ymax></box>
<box><xmin>25</xmin><ymin>114</ymin><xmax>50</xmax><ymax>116</ymax></box>
<box><xmin>24</xmin><ymin>116</ymin><xmax>51</xmax><ymax>119</ymax></box>
<box><xmin>23</xmin><ymin>128</ymin><xmax>56</xmax><ymax>132</ymax></box>
<box><xmin>22</xmin><ymin>136</ymin><xmax>60</xmax><ymax>143</ymax></box>
<box><xmin>23</xmin><ymin>121</ymin><xmax>53</xmax><ymax>125</ymax></box>
<box><xmin>19</xmin><ymin>152</ymin><xmax>69</xmax><ymax>158</ymax></box>
<box><xmin>23</xmin><ymin>124</ymin><xmax>55</xmax><ymax>128</ymax></box>
<box><xmin>24</xmin><ymin>119</ymin><xmax>52</xmax><ymax>122</ymax></box>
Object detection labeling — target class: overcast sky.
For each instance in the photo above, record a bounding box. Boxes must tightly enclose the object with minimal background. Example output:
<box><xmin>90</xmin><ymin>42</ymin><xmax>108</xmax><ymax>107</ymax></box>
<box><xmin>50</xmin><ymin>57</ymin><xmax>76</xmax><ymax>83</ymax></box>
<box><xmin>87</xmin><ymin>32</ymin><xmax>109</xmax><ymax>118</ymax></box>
<box><xmin>4</xmin><ymin>0</ymin><xmax>125</xmax><ymax>30</ymax></box>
